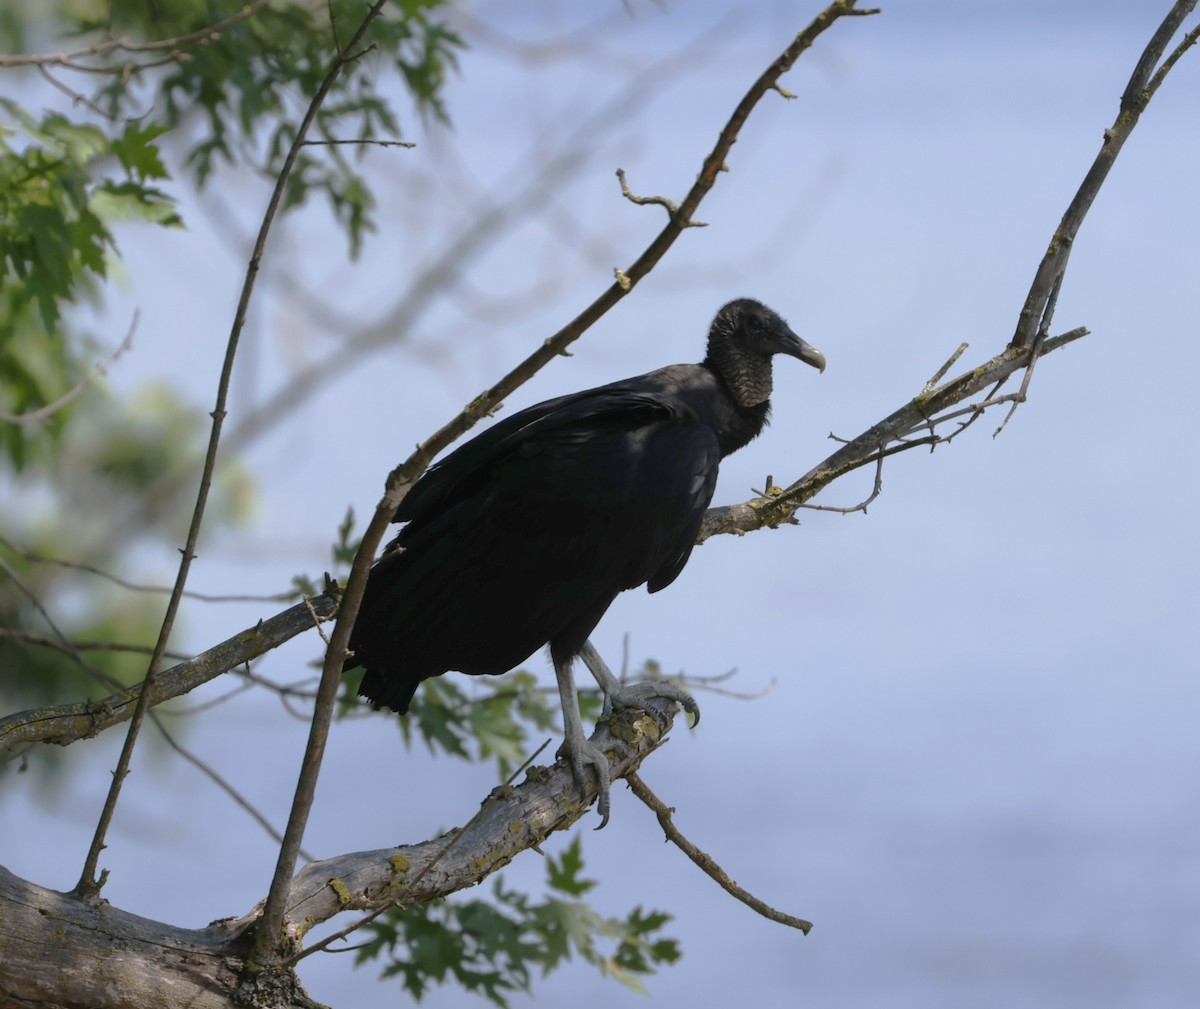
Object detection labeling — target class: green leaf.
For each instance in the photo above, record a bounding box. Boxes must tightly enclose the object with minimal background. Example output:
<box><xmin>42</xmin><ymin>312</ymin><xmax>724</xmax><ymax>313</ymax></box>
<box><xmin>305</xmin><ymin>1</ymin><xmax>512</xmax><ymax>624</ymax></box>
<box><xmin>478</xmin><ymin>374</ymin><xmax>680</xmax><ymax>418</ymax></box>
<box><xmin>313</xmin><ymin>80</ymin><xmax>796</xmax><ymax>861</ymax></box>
<box><xmin>110</xmin><ymin>122</ymin><xmax>172</xmax><ymax>181</ymax></box>
<box><xmin>546</xmin><ymin>836</ymin><xmax>596</xmax><ymax>897</ymax></box>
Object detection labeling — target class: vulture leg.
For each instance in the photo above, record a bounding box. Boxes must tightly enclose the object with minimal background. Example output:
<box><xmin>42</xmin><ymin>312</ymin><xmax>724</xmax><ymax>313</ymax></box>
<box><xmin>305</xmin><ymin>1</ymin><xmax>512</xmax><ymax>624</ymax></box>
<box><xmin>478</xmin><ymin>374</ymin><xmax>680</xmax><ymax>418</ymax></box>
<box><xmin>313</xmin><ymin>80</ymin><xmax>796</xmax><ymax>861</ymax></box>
<box><xmin>553</xmin><ymin>653</ymin><xmax>612</xmax><ymax>828</ymax></box>
<box><xmin>580</xmin><ymin>639</ymin><xmax>701</xmax><ymax>726</ymax></box>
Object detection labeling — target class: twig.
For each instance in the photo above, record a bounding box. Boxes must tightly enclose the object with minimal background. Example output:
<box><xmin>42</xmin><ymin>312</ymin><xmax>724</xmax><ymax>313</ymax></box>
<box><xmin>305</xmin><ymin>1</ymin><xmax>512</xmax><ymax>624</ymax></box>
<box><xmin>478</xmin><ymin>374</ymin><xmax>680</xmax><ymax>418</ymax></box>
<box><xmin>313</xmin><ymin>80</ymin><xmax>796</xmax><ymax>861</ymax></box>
<box><xmin>673</xmin><ymin>669</ymin><xmax>777</xmax><ymax>701</ymax></box>
<box><xmin>301</xmin><ymin>138</ymin><xmax>415</xmax><ymax>149</ymax></box>
<box><xmin>615</xmin><ymin>168</ymin><xmax>708</xmax><ymax>227</ymax></box>
<box><xmin>147</xmin><ymin>711</ymin><xmax>311</xmax><ymax>860</ymax></box>
<box><xmin>1147</xmin><ymin>20</ymin><xmax>1200</xmax><ymax>94</ymax></box>
<box><xmin>921</xmin><ymin>342</ymin><xmax>969</xmax><ymax>397</ymax></box>
<box><xmin>250</xmin><ymin>1</ymin><xmax>395</xmax><ymax>962</ymax></box>
<box><xmin>0</xmin><ymin>628</ymin><xmax>190</xmax><ymax>664</ymax></box>
<box><xmin>33</xmin><ymin>63</ymin><xmax>119</xmax><ymax>120</ymax></box>
<box><xmin>0</xmin><ymin>555</ymin><xmax>123</xmax><ymax>693</ymax></box>
<box><xmin>0</xmin><ymin>538</ymin><xmax>298</xmax><ymax>603</ymax></box>
<box><xmin>72</xmin><ymin>0</ymin><xmax>384</xmax><ymax>899</ymax></box>
<box><xmin>304</xmin><ymin>596</ymin><xmax>333</xmax><ymax>647</ymax></box>
<box><xmin>0</xmin><ymin>317</ymin><xmax>135</xmax><ymax>425</ymax></box>
<box><xmin>799</xmin><ymin>451</ymin><xmax>885</xmax><ymax>515</ymax></box>
<box><xmin>279</xmin><ymin>738</ymin><xmax>553</xmax><ymax>968</ymax></box>
<box><xmin>252</xmin><ymin>0</ymin><xmax>875</xmax><ymax>970</ymax></box>
<box><xmin>627</xmin><ymin>772</ymin><xmax>812</xmax><ymax>934</ymax></box>
<box><xmin>1010</xmin><ymin>0</ymin><xmax>1199</xmax><ymax>350</ymax></box>
<box><xmin>0</xmin><ymin>1</ymin><xmax>270</xmax><ymax>71</ymax></box>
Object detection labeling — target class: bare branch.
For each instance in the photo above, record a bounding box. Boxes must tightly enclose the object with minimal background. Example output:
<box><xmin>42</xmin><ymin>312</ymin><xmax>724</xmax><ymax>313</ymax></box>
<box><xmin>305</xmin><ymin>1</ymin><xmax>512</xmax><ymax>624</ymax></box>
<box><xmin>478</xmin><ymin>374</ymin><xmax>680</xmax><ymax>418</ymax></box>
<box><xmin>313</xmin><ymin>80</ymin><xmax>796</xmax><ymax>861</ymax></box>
<box><xmin>0</xmin><ymin>592</ymin><xmax>339</xmax><ymax>751</ymax></box>
<box><xmin>234</xmin><ymin>703</ymin><xmax>680</xmax><ymax>945</ymax></box>
<box><xmin>1011</xmin><ymin>0</ymin><xmax>1199</xmax><ymax>351</ymax></box>
<box><xmin>301</xmin><ymin>138</ymin><xmax>416</xmax><ymax>149</ymax></box>
<box><xmin>0</xmin><ymin>1</ymin><xmax>271</xmax><ymax>72</ymax></box>
<box><xmin>280</xmin><ymin>738</ymin><xmax>553</xmax><ymax>967</ymax></box>
<box><xmin>699</xmin><ymin>327</ymin><xmax>1088</xmax><ymax>541</ymax></box>
<box><xmin>71</xmin><ymin>0</ymin><xmax>386</xmax><ymax>898</ymax></box>
<box><xmin>626</xmin><ymin>772</ymin><xmax>812</xmax><ymax>933</ymax></box>
<box><xmin>615</xmin><ymin>168</ymin><xmax>708</xmax><ymax>227</ymax></box>
<box><xmin>0</xmin><ymin>538</ymin><xmax>299</xmax><ymax>603</ymax></box>
<box><xmin>0</xmin><ymin>702</ymin><xmax>679</xmax><ymax>1007</ymax></box>
<box><xmin>0</xmin><ymin>318</ymin><xmax>135</xmax><ymax>426</ymax></box>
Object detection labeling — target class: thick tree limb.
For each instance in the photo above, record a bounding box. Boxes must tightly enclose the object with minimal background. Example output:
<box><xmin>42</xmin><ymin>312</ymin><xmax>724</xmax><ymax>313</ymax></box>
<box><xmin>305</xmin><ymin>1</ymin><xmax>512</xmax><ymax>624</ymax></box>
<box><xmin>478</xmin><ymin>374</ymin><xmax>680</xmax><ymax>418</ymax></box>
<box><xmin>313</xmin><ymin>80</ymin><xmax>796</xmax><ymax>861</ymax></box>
<box><xmin>2</xmin><ymin>3</ymin><xmax>1198</xmax><ymax>1007</ymax></box>
<box><xmin>0</xmin><ymin>702</ymin><xmax>676</xmax><ymax>1009</ymax></box>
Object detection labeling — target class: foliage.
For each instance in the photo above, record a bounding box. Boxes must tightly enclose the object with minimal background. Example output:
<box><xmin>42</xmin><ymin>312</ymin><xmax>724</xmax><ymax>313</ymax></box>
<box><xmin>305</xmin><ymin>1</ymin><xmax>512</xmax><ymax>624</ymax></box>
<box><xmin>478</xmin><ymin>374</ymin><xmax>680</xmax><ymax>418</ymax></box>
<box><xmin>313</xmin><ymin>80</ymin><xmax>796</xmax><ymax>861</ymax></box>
<box><xmin>357</xmin><ymin>837</ymin><xmax>680</xmax><ymax>1006</ymax></box>
<box><xmin>1</xmin><ymin>3</ymin><xmax>682</xmax><ymax>1003</ymax></box>
<box><xmin>0</xmin><ymin>105</ymin><xmax>178</xmax><ymax>330</ymax></box>
<box><xmin>0</xmin><ymin>0</ymin><xmax>461</xmax><ymax>707</ymax></box>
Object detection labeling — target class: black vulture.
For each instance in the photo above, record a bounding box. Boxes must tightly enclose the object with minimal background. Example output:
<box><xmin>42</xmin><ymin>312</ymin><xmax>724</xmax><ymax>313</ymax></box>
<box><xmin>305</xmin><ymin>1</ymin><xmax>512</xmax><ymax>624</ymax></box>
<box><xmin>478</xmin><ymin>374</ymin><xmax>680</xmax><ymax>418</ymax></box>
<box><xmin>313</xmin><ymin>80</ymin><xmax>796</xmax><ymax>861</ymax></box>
<box><xmin>345</xmin><ymin>298</ymin><xmax>825</xmax><ymax>824</ymax></box>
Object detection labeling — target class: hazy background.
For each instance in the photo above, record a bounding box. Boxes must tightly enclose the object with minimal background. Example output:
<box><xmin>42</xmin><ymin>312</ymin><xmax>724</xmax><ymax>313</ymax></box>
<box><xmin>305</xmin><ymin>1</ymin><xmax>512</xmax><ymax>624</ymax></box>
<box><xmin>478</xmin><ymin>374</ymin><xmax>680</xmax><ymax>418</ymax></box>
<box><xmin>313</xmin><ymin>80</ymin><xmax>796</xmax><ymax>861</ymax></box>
<box><xmin>3</xmin><ymin>2</ymin><xmax>1198</xmax><ymax>1007</ymax></box>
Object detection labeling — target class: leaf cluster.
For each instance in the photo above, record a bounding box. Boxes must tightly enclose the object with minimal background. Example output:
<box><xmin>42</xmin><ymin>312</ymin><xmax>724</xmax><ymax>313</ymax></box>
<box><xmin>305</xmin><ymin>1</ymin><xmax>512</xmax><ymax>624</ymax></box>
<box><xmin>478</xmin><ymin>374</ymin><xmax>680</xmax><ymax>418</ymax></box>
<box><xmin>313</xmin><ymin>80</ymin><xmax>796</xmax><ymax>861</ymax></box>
<box><xmin>88</xmin><ymin>0</ymin><xmax>463</xmax><ymax>255</ymax></box>
<box><xmin>356</xmin><ymin>837</ymin><xmax>680</xmax><ymax>1006</ymax></box>
<box><xmin>0</xmin><ymin>105</ymin><xmax>178</xmax><ymax>330</ymax></box>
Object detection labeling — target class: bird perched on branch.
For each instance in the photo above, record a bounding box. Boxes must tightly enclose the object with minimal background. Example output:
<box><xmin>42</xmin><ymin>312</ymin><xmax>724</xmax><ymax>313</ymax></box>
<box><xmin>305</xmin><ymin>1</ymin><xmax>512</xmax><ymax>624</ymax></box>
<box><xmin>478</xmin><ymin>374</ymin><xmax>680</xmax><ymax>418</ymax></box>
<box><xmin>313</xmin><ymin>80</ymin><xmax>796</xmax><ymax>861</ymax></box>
<box><xmin>345</xmin><ymin>298</ymin><xmax>825</xmax><ymax>824</ymax></box>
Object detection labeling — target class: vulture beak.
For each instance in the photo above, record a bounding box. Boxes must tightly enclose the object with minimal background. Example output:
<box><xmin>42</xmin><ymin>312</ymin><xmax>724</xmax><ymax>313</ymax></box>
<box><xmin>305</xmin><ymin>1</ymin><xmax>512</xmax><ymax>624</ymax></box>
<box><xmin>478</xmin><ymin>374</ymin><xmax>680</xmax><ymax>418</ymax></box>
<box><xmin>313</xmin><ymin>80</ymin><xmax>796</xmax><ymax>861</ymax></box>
<box><xmin>779</xmin><ymin>328</ymin><xmax>827</xmax><ymax>374</ymax></box>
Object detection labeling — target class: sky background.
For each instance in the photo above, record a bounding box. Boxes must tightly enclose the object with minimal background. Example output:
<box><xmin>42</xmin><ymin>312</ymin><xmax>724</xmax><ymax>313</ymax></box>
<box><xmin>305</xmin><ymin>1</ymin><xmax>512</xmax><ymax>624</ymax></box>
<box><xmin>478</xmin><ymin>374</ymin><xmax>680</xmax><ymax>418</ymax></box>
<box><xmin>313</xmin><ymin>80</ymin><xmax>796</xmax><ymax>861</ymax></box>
<box><xmin>3</xmin><ymin>1</ymin><xmax>1199</xmax><ymax>1007</ymax></box>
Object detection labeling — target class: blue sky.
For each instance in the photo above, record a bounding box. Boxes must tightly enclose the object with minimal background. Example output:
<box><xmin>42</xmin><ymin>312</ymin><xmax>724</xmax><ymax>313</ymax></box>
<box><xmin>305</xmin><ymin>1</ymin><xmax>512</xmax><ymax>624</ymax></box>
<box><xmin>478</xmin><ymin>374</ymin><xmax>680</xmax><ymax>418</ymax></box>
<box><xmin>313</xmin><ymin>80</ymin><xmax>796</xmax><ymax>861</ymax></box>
<box><xmin>3</xmin><ymin>2</ymin><xmax>1198</xmax><ymax>1007</ymax></box>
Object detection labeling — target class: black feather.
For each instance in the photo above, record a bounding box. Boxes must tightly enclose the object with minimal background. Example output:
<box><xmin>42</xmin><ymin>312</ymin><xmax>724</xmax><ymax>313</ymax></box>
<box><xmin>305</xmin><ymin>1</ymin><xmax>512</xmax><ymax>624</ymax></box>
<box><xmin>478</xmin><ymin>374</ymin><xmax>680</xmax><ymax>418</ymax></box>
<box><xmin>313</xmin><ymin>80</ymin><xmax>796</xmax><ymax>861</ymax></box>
<box><xmin>345</xmin><ymin>298</ymin><xmax>824</xmax><ymax>714</ymax></box>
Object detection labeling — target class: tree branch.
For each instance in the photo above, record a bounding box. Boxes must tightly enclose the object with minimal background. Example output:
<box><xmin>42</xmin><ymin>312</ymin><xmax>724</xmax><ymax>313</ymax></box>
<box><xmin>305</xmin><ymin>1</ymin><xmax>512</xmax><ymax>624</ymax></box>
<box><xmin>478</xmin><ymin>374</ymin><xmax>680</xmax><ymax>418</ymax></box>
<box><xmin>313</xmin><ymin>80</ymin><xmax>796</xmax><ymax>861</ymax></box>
<box><xmin>1010</xmin><ymin>0</ymin><xmax>1199</xmax><ymax>351</ymax></box>
<box><xmin>0</xmin><ymin>0</ymin><xmax>271</xmax><ymax>72</ymax></box>
<box><xmin>249</xmin><ymin>0</ymin><xmax>876</xmax><ymax>971</ymax></box>
<box><xmin>627</xmin><ymin>771</ymin><xmax>812</xmax><ymax>933</ymax></box>
<box><xmin>0</xmin><ymin>316</ymin><xmax>136</xmax><ymax>425</ymax></box>
<box><xmin>70</xmin><ymin>0</ymin><xmax>383</xmax><ymax>898</ymax></box>
<box><xmin>0</xmin><ymin>593</ymin><xmax>339</xmax><ymax>750</ymax></box>
<box><xmin>699</xmin><ymin>327</ymin><xmax>1088</xmax><ymax>541</ymax></box>
<box><xmin>0</xmin><ymin>701</ymin><xmax>679</xmax><ymax>1009</ymax></box>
